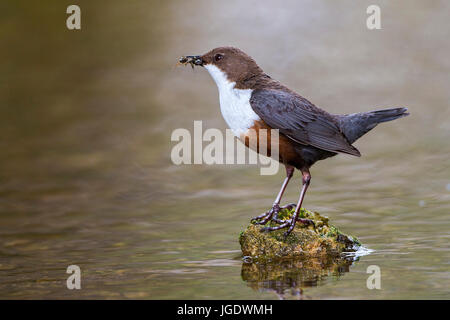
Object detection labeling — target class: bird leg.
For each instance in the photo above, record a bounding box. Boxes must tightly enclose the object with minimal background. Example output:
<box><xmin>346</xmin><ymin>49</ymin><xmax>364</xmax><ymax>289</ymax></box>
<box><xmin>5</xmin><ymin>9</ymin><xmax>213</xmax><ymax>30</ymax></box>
<box><xmin>251</xmin><ymin>166</ymin><xmax>294</xmax><ymax>225</ymax></box>
<box><xmin>261</xmin><ymin>169</ymin><xmax>314</xmax><ymax>238</ymax></box>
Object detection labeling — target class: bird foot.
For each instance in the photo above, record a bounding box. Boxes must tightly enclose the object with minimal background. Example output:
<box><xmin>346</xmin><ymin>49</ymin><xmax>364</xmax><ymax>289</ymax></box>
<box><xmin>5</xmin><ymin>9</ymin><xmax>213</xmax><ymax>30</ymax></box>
<box><xmin>251</xmin><ymin>204</ymin><xmax>281</xmax><ymax>225</ymax></box>
<box><xmin>260</xmin><ymin>215</ymin><xmax>315</xmax><ymax>239</ymax></box>
<box><xmin>251</xmin><ymin>203</ymin><xmax>296</xmax><ymax>225</ymax></box>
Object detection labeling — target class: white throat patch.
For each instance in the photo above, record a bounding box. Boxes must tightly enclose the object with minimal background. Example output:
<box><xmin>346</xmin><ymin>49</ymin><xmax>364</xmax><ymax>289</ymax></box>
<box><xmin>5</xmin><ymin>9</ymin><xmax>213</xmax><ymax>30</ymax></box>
<box><xmin>204</xmin><ymin>64</ymin><xmax>260</xmax><ymax>136</ymax></box>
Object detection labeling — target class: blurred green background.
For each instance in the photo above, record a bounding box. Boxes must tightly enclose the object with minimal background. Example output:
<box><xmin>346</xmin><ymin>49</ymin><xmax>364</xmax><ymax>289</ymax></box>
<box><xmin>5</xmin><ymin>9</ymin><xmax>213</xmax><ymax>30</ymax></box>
<box><xmin>0</xmin><ymin>0</ymin><xmax>449</xmax><ymax>299</ymax></box>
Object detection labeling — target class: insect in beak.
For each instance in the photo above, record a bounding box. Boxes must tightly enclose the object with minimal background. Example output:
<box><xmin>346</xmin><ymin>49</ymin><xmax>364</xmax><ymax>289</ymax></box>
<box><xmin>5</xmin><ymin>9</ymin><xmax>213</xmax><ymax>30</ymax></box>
<box><xmin>177</xmin><ymin>56</ymin><xmax>203</xmax><ymax>69</ymax></box>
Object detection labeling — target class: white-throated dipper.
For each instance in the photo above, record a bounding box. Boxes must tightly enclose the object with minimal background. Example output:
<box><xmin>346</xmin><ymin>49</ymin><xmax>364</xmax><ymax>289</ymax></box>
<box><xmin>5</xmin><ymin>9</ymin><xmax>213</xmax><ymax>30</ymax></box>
<box><xmin>181</xmin><ymin>47</ymin><xmax>409</xmax><ymax>237</ymax></box>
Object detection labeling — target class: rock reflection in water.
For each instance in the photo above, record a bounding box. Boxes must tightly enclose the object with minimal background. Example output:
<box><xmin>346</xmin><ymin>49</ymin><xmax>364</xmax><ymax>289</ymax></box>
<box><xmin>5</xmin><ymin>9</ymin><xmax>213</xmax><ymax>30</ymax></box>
<box><xmin>241</xmin><ymin>256</ymin><xmax>355</xmax><ymax>299</ymax></box>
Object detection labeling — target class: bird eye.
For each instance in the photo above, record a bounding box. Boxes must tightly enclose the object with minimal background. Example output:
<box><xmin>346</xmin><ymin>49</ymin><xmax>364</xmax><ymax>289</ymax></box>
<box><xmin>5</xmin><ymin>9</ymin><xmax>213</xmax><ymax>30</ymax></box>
<box><xmin>214</xmin><ymin>54</ymin><xmax>223</xmax><ymax>61</ymax></box>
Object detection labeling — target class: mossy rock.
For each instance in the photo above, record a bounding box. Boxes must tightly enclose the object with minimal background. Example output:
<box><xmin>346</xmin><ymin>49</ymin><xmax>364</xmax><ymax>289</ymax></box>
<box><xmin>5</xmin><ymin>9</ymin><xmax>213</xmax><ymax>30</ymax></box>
<box><xmin>239</xmin><ymin>207</ymin><xmax>361</xmax><ymax>262</ymax></box>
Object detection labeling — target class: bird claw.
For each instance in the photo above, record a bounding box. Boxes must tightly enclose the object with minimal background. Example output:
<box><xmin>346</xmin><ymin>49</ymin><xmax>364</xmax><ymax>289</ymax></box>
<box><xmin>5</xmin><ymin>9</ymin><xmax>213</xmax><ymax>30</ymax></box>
<box><xmin>259</xmin><ymin>217</ymin><xmax>315</xmax><ymax>238</ymax></box>
<box><xmin>253</xmin><ymin>203</ymin><xmax>315</xmax><ymax>238</ymax></box>
<box><xmin>251</xmin><ymin>203</ymin><xmax>298</xmax><ymax>225</ymax></box>
<box><xmin>251</xmin><ymin>204</ymin><xmax>281</xmax><ymax>225</ymax></box>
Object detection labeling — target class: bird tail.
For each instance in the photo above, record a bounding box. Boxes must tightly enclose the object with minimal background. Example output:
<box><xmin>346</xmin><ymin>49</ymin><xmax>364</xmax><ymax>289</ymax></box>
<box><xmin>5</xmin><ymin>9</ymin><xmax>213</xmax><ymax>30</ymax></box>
<box><xmin>338</xmin><ymin>107</ymin><xmax>409</xmax><ymax>144</ymax></box>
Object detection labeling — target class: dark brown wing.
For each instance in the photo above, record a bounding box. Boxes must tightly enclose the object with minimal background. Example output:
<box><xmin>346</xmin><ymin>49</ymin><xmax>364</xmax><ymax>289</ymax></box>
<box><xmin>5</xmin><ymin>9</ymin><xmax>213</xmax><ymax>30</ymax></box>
<box><xmin>250</xmin><ymin>89</ymin><xmax>361</xmax><ymax>156</ymax></box>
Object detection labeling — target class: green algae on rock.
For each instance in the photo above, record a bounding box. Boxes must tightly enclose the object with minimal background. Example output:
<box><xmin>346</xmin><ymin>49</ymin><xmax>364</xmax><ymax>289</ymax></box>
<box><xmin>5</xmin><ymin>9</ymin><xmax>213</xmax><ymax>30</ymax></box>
<box><xmin>239</xmin><ymin>207</ymin><xmax>361</xmax><ymax>262</ymax></box>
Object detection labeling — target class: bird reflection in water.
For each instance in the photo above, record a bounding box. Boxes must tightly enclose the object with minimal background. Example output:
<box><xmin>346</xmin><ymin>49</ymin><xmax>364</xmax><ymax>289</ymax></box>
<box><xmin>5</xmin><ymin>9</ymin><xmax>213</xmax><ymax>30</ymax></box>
<box><xmin>241</xmin><ymin>255</ymin><xmax>357</xmax><ymax>299</ymax></box>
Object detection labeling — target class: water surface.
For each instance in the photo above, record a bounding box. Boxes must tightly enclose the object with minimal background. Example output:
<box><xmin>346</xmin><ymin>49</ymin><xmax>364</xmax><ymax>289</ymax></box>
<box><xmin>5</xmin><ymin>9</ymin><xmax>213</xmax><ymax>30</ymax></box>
<box><xmin>0</xmin><ymin>0</ymin><xmax>449</xmax><ymax>299</ymax></box>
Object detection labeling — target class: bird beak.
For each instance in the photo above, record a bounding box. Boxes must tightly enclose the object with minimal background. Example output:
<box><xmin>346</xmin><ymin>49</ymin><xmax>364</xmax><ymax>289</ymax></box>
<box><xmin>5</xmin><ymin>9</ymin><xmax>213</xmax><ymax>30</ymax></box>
<box><xmin>185</xmin><ymin>55</ymin><xmax>204</xmax><ymax>67</ymax></box>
